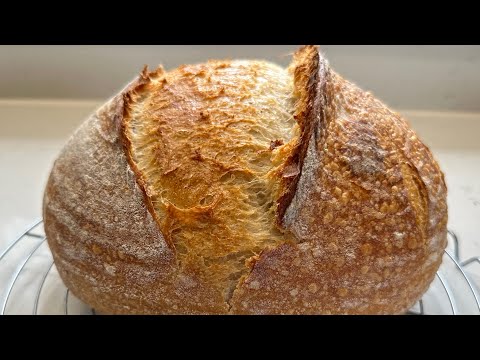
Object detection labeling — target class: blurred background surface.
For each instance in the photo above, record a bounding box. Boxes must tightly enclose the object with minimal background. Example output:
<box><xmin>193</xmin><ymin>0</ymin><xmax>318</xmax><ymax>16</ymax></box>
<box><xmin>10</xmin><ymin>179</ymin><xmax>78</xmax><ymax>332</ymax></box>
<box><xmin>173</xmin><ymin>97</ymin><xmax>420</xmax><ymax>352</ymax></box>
<box><xmin>1</xmin><ymin>45</ymin><xmax>480</xmax><ymax>111</ymax></box>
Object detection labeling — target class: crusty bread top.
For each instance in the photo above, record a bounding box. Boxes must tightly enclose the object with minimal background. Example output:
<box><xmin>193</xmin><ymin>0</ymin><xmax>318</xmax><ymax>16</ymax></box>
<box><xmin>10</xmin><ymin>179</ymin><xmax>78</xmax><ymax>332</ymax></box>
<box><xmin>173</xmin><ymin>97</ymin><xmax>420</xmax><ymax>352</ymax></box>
<box><xmin>122</xmin><ymin>45</ymin><xmax>447</xmax><ymax>313</ymax></box>
<box><xmin>230</xmin><ymin>47</ymin><xmax>448</xmax><ymax>314</ymax></box>
<box><xmin>44</xmin><ymin>45</ymin><xmax>448</xmax><ymax>314</ymax></box>
<box><xmin>123</xmin><ymin>59</ymin><xmax>298</xmax><ymax>302</ymax></box>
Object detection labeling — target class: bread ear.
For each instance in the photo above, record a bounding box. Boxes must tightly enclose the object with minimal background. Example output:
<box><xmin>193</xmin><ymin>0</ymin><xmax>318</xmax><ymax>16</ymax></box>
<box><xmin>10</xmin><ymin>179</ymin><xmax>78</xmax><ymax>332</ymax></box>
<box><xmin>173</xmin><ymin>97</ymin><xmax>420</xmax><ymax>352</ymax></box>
<box><xmin>276</xmin><ymin>45</ymin><xmax>333</xmax><ymax>228</ymax></box>
<box><xmin>276</xmin><ymin>45</ymin><xmax>319</xmax><ymax>225</ymax></box>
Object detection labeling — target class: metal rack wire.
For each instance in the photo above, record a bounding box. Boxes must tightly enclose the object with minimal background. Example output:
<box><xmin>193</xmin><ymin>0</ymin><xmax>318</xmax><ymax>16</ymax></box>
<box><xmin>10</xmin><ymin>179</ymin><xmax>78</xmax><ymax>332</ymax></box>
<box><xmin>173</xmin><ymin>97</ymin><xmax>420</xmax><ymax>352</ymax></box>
<box><xmin>0</xmin><ymin>219</ymin><xmax>479</xmax><ymax>315</ymax></box>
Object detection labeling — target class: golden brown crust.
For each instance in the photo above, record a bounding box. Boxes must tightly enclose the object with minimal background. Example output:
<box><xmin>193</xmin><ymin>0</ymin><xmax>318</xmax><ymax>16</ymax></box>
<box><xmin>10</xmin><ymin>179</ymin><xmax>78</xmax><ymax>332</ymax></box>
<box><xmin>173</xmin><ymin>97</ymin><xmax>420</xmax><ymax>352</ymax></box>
<box><xmin>122</xmin><ymin>60</ymin><xmax>296</xmax><ymax>304</ymax></box>
<box><xmin>229</xmin><ymin>47</ymin><xmax>448</xmax><ymax>314</ymax></box>
<box><xmin>43</xmin><ymin>75</ymin><xmax>228</xmax><ymax>314</ymax></box>
<box><xmin>120</xmin><ymin>66</ymin><xmax>175</xmax><ymax>249</ymax></box>
<box><xmin>44</xmin><ymin>46</ymin><xmax>447</xmax><ymax>314</ymax></box>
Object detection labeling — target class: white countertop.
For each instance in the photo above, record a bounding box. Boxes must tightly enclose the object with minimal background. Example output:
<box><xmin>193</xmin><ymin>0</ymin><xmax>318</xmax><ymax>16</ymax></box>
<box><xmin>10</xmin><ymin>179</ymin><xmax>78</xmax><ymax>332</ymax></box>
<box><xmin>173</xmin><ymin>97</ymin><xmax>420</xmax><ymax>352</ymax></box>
<box><xmin>1</xmin><ymin>99</ymin><xmax>479</xmax><ymax>278</ymax></box>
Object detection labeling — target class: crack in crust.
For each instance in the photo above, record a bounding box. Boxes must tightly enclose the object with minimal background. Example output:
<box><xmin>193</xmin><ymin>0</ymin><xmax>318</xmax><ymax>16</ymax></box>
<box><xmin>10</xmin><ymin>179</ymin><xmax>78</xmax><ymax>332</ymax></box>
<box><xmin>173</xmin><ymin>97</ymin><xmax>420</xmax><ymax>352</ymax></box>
<box><xmin>122</xmin><ymin>59</ymin><xmax>299</xmax><ymax>305</ymax></box>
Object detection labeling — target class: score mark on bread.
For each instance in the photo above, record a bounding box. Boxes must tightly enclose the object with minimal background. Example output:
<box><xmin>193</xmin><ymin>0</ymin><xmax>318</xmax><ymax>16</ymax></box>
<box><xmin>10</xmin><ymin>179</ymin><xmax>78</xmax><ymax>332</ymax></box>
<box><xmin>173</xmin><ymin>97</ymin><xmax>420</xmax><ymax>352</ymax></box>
<box><xmin>123</xmin><ymin>59</ymin><xmax>297</xmax><ymax>303</ymax></box>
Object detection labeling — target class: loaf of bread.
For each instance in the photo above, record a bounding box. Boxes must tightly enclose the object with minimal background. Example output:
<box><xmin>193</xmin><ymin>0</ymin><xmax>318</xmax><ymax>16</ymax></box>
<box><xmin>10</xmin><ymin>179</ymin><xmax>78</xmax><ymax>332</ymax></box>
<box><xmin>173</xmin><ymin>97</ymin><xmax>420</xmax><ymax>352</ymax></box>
<box><xmin>43</xmin><ymin>45</ymin><xmax>448</xmax><ymax>314</ymax></box>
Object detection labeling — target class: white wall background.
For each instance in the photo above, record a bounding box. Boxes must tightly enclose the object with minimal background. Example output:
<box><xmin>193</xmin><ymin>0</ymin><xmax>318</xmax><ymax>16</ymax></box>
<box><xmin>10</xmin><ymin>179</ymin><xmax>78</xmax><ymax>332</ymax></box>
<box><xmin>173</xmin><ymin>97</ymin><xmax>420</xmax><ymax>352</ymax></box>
<box><xmin>1</xmin><ymin>45</ymin><xmax>479</xmax><ymax>111</ymax></box>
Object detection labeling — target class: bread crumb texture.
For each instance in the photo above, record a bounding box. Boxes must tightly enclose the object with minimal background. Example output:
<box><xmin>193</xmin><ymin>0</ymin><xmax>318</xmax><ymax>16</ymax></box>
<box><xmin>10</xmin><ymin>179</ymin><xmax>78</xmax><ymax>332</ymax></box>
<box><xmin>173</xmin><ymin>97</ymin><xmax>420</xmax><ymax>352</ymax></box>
<box><xmin>44</xmin><ymin>46</ymin><xmax>448</xmax><ymax>314</ymax></box>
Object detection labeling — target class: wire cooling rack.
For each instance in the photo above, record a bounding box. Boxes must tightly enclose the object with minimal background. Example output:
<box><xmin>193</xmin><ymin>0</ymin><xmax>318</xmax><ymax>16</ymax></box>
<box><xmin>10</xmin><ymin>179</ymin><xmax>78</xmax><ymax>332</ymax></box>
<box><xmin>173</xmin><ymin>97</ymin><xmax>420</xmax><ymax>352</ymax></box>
<box><xmin>0</xmin><ymin>219</ymin><xmax>479</xmax><ymax>315</ymax></box>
